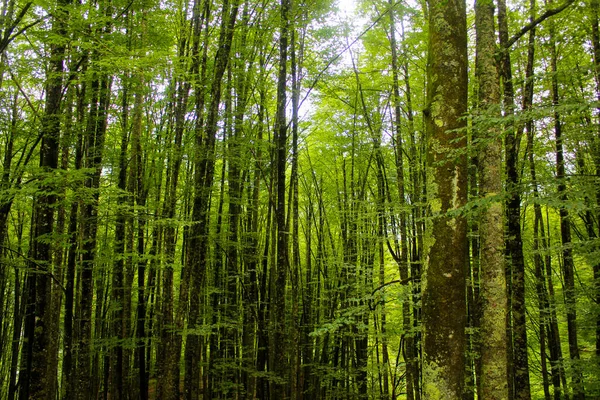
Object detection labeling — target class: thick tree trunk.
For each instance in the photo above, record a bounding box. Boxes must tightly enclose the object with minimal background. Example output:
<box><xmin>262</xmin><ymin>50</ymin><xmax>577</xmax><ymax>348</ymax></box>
<box><xmin>422</xmin><ymin>0</ymin><xmax>468</xmax><ymax>396</ymax></box>
<box><xmin>474</xmin><ymin>0</ymin><xmax>509</xmax><ymax>397</ymax></box>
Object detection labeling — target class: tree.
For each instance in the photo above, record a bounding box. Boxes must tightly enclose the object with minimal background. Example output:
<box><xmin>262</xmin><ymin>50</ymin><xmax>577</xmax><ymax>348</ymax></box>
<box><xmin>183</xmin><ymin>0</ymin><xmax>239</xmax><ymax>398</ymax></box>
<box><xmin>421</xmin><ymin>0</ymin><xmax>469</xmax><ymax>397</ymax></box>
<box><xmin>474</xmin><ymin>0</ymin><xmax>509</xmax><ymax>397</ymax></box>
<box><xmin>20</xmin><ymin>0</ymin><xmax>69</xmax><ymax>397</ymax></box>
<box><xmin>1</xmin><ymin>0</ymin><xmax>599</xmax><ymax>398</ymax></box>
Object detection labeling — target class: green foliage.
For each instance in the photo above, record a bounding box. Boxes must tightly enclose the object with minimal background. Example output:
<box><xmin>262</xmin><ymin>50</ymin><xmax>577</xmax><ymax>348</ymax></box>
<box><xmin>1</xmin><ymin>0</ymin><xmax>600</xmax><ymax>398</ymax></box>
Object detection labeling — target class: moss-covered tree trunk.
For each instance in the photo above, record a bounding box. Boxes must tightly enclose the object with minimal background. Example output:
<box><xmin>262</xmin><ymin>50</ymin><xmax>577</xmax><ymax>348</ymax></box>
<box><xmin>422</xmin><ymin>0</ymin><xmax>468</xmax><ymax>396</ymax></box>
<box><xmin>474</xmin><ymin>0</ymin><xmax>509</xmax><ymax>397</ymax></box>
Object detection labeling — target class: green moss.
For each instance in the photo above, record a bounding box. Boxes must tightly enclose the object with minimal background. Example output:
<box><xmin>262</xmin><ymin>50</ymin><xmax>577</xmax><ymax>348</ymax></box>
<box><xmin>422</xmin><ymin>359</ymin><xmax>458</xmax><ymax>399</ymax></box>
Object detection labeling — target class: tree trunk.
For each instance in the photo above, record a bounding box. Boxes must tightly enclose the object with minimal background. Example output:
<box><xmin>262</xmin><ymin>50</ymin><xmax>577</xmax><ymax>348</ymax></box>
<box><xmin>550</xmin><ymin>19</ymin><xmax>585</xmax><ymax>398</ymax></box>
<box><xmin>422</xmin><ymin>0</ymin><xmax>468</xmax><ymax>395</ymax></box>
<box><xmin>131</xmin><ymin>82</ymin><xmax>149</xmax><ymax>400</ymax></box>
<box><xmin>156</xmin><ymin>20</ymin><xmax>193</xmax><ymax>399</ymax></box>
<box><xmin>62</xmin><ymin>82</ymin><xmax>85</xmax><ymax>400</ymax></box>
<box><xmin>388</xmin><ymin>3</ymin><xmax>415</xmax><ymax>399</ymax></box>
<box><xmin>111</xmin><ymin>69</ymin><xmax>131</xmax><ymax>400</ymax></box>
<box><xmin>589</xmin><ymin>0</ymin><xmax>600</xmax><ymax>370</ymax></box>
<box><xmin>497</xmin><ymin>1</ymin><xmax>531</xmax><ymax>397</ymax></box>
<box><xmin>21</xmin><ymin>0</ymin><xmax>69</xmax><ymax>396</ymax></box>
<box><xmin>76</xmin><ymin>67</ymin><xmax>112</xmax><ymax>400</ymax></box>
<box><xmin>270</xmin><ymin>0</ymin><xmax>290</xmax><ymax>397</ymax></box>
<box><xmin>474</xmin><ymin>0</ymin><xmax>510</xmax><ymax>398</ymax></box>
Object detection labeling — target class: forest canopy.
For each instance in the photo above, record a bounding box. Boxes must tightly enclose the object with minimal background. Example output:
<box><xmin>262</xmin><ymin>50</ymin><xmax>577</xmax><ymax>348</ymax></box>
<box><xmin>0</xmin><ymin>0</ymin><xmax>599</xmax><ymax>398</ymax></box>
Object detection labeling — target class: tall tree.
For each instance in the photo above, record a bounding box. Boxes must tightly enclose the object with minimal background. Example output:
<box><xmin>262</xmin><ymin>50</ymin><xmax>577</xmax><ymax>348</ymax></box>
<box><xmin>474</xmin><ymin>0</ymin><xmax>509</xmax><ymax>397</ymax></box>
<box><xmin>422</xmin><ymin>0</ymin><xmax>469</xmax><ymax>397</ymax></box>
<box><xmin>19</xmin><ymin>0</ymin><xmax>69</xmax><ymax>397</ymax></box>
<box><xmin>497</xmin><ymin>0</ymin><xmax>531</xmax><ymax>396</ymax></box>
<box><xmin>388</xmin><ymin>2</ymin><xmax>416</xmax><ymax>398</ymax></box>
<box><xmin>589</xmin><ymin>0</ymin><xmax>600</xmax><ymax>372</ymax></box>
<box><xmin>270</xmin><ymin>0</ymin><xmax>290</xmax><ymax>397</ymax></box>
<box><xmin>549</xmin><ymin>13</ymin><xmax>585</xmax><ymax>398</ymax></box>
<box><xmin>183</xmin><ymin>0</ymin><xmax>239</xmax><ymax>397</ymax></box>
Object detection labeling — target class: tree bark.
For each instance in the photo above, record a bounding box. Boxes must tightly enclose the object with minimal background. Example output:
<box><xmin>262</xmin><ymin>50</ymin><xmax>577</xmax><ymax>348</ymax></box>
<box><xmin>474</xmin><ymin>0</ymin><xmax>509</xmax><ymax>397</ymax></box>
<box><xmin>422</xmin><ymin>0</ymin><xmax>468</xmax><ymax>396</ymax></box>
<box><xmin>497</xmin><ymin>0</ymin><xmax>530</xmax><ymax>397</ymax></box>
<box><xmin>156</xmin><ymin>13</ymin><xmax>193</xmax><ymax>398</ymax></box>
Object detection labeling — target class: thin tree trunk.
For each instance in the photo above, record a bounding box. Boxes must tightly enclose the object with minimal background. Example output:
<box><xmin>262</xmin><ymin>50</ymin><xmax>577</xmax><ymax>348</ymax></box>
<box><xmin>8</xmin><ymin>249</ymin><xmax>24</xmax><ymax>400</ymax></box>
<box><xmin>270</xmin><ymin>0</ymin><xmax>290</xmax><ymax>397</ymax></box>
<box><xmin>62</xmin><ymin>83</ymin><xmax>85</xmax><ymax>400</ymax></box>
<box><xmin>497</xmin><ymin>0</ymin><xmax>531</xmax><ymax>397</ymax></box>
<box><xmin>529</xmin><ymin>123</ymin><xmax>558</xmax><ymax>399</ymax></box>
<box><xmin>289</xmin><ymin>20</ymin><xmax>304</xmax><ymax>400</ymax></box>
<box><xmin>111</xmin><ymin>69</ymin><xmax>130</xmax><ymax>400</ymax></box>
<box><xmin>156</xmin><ymin>17</ymin><xmax>193</xmax><ymax>399</ymax></box>
<box><xmin>77</xmin><ymin>67</ymin><xmax>112</xmax><ymax>400</ymax></box>
<box><xmin>520</xmin><ymin>5</ymin><xmax>557</xmax><ymax>397</ymax></box>
<box><xmin>549</xmin><ymin>19</ymin><xmax>585</xmax><ymax>398</ymax></box>
<box><xmin>388</xmin><ymin>3</ymin><xmax>415</xmax><ymax>399</ymax></box>
<box><xmin>131</xmin><ymin>82</ymin><xmax>149</xmax><ymax>400</ymax></box>
<box><xmin>401</xmin><ymin>21</ymin><xmax>422</xmax><ymax>397</ymax></box>
<box><xmin>589</xmin><ymin>0</ymin><xmax>600</xmax><ymax>370</ymax></box>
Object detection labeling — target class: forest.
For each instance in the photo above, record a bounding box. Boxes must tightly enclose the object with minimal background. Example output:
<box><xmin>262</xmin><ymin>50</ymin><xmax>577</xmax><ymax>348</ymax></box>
<box><xmin>0</xmin><ymin>0</ymin><xmax>599</xmax><ymax>398</ymax></box>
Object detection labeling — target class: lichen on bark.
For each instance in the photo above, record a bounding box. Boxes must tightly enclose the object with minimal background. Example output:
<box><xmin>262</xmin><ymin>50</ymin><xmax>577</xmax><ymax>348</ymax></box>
<box><xmin>422</xmin><ymin>0</ymin><xmax>469</xmax><ymax>396</ymax></box>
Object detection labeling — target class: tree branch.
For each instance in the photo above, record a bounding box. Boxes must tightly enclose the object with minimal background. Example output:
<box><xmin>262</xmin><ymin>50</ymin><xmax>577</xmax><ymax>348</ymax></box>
<box><xmin>504</xmin><ymin>0</ymin><xmax>575</xmax><ymax>49</ymax></box>
<box><xmin>371</xmin><ymin>277</ymin><xmax>413</xmax><ymax>298</ymax></box>
<box><xmin>0</xmin><ymin>2</ymin><xmax>33</xmax><ymax>53</ymax></box>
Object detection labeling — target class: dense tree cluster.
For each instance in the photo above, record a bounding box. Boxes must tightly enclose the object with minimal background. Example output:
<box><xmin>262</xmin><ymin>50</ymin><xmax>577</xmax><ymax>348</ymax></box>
<box><xmin>0</xmin><ymin>0</ymin><xmax>599</xmax><ymax>398</ymax></box>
